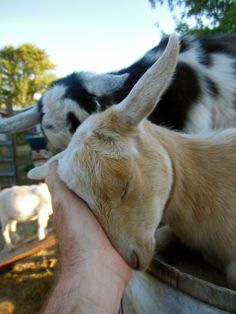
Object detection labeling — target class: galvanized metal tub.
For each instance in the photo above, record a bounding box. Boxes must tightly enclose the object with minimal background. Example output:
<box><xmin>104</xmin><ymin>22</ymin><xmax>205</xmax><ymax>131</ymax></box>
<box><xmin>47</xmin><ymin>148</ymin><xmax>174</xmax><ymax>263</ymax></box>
<box><xmin>121</xmin><ymin>245</ymin><xmax>236</xmax><ymax>313</ymax></box>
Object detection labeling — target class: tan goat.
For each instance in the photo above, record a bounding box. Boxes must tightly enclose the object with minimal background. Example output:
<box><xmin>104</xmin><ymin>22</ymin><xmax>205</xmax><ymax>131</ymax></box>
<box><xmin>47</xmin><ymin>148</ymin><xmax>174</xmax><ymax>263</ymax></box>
<box><xmin>28</xmin><ymin>35</ymin><xmax>236</xmax><ymax>289</ymax></box>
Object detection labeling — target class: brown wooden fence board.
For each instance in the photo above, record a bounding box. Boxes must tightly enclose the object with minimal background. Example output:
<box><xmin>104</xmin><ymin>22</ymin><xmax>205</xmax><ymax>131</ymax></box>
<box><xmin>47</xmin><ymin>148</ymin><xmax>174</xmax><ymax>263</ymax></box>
<box><xmin>0</xmin><ymin>231</ymin><xmax>57</xmax><ymax>270</ymax></box>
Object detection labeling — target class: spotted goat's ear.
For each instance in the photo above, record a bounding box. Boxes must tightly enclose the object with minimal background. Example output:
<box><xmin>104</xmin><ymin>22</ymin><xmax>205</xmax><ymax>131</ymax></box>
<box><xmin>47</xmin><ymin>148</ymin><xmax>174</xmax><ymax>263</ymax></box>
<box><xmin>114</xmin><ymin>34</ymin><xmax>179</xmax><ymax>127</ymax></box>
<box><xmin>27</xmin><ymin>150</ymin><xmax>66</xmax><ymax>180</ymax></box>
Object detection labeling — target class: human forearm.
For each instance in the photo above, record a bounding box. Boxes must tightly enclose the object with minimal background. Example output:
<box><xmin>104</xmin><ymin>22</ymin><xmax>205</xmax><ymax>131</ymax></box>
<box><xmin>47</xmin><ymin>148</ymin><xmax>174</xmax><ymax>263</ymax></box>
<box><xmin>43</xmin><ymin>163</ymin><xmax>131</xmax><ymax>314</ymax></box>
<box><xmin>43</xmin><ymin>262</ymin><xmax>128</xmax><ymax>314</ymax></box>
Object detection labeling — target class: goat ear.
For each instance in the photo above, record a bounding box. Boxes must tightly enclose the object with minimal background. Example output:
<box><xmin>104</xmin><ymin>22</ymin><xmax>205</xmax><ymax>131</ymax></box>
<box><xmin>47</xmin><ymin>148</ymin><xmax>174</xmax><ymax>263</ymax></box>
<box><xmin>80</xmin><ymin>72</ymin><xmax>129</xmax><ymax>97</ymax></box>
<box><xmin>114</xmin><ymin>34</ymin><xmax>179</xmax><ymax>127</ymax></box>
<box><xmin>27</xmin><ymin>150</ymin><xmax>66</xmax><ymax>180</ymax></box>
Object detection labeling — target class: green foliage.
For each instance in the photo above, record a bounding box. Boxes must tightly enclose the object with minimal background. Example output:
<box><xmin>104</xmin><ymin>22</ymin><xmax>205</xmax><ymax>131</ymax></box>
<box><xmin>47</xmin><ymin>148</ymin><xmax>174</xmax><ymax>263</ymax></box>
<box><xmin>149</xmin><ymin>0</ymin><xmax>236</xmax><ymax>35</ymax></box>
<box><xmin>15</xmin><ymin>131</ymin><xmax>27</xmax><ymax>145</ymax></box>
<box><xmin>0</xmin><ymin>43</ymin><xmax>56</xmax><ymax>109</ymax></box>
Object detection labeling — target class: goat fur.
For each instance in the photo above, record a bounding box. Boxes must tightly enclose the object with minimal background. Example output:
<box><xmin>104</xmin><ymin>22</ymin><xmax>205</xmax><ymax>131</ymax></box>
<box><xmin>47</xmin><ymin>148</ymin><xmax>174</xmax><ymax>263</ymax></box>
<box><xmin>0</xmin><ymin>183</ymin><xmax>52</xmax><ymax>249</ymax></box>
<box><xmin>28</xmin><ymin>35</ymin><xmax>236</xmax><ymax>289</ymax></box>
<box><xmin>1</xmin><ymin>34</ymin><xmax>236</xmax><ymax>149</ymax></box>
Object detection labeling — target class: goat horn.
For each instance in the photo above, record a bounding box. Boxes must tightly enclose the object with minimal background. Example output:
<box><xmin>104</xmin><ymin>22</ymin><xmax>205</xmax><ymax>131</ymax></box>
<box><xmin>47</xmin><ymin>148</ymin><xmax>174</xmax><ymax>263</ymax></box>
<box><xmin>0</xmin><ymin>105</ymin><xmax>40</xmax><ymax>133</ymax></box>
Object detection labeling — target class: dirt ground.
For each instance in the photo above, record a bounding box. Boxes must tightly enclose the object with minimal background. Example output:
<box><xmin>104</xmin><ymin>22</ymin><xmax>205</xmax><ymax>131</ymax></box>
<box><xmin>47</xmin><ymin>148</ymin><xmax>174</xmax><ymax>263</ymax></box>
<box><xmin>0</xmin><ymin>221</ymin><xmax>58</xmax><ymax>314</ymax></box>
<box><xmin>0</xmin><ymin>141</ymin><xmax>58</xmax><ymax>313</ymax></box>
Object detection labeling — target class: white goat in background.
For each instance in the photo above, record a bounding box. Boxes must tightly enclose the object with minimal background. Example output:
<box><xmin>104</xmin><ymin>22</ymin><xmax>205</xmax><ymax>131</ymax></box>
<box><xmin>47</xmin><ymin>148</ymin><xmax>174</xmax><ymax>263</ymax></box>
<box><xmin>28</xmin><ymin>35</ymin><xmax>236</xmax><ymax>289</ymax></box>
<box><xmin>0</xmin><ymin>183</ymin><xmax>52</xmax><ymax>249</ymax></box>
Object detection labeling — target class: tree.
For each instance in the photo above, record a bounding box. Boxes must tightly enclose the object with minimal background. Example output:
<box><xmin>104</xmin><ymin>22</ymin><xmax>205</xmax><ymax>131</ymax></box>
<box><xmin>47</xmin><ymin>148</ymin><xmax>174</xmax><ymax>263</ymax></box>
<box><xmin>0</xmin><ymin>43</ymin><xmax>56</xmax><ymax>109</ymax></box>
<box><xmin>149</xmin><ymin>0</ymin><xmax>236</xmax><ymax>35</ymax></box>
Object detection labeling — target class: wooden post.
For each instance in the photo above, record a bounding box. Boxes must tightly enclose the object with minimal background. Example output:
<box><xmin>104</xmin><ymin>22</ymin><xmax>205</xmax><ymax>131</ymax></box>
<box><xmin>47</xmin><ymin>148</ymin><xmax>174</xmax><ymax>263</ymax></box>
<box><xmin>5</xmin><ymin>98</ymin><xmax>17</xmax><ymax>184</ymax></box>
<box><xmin>6</xmin><ymin>98</ymin><xmax>13</xmax><ymax>116</ymax></box>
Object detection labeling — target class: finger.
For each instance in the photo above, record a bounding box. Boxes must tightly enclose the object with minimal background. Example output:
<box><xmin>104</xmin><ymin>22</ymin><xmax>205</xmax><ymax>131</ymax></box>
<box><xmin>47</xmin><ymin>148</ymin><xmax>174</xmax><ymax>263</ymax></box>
<box><xmin>46</xmin><ymin>161</ymin><xmax>71</xmax><ymax>199</ymax></box>
<box><xmin>46</xmin><ymin>161</ymin><xmax>61</xmax><ymax>194</ymax></box>
<box><xmin>46</xmin><ymin>161</ymin><xmax>88</xmax><ymax>213</ymax></box>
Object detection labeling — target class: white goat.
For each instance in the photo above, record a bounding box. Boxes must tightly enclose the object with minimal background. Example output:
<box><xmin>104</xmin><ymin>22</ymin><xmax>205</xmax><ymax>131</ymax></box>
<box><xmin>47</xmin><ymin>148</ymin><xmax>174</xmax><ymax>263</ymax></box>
<box><xmin>28</xmin><ymin>35</ymin><xmax>236</xmax><ymax>289</ymax></box>
<box><xmin>0</xmin><ymin>183</ymin><xmax>52</xmax><ymax>249</ymax></box>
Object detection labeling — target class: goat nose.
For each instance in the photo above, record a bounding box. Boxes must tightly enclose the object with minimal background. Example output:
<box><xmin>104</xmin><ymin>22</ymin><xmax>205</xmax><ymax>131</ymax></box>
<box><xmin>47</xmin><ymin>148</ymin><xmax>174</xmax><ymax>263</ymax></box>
<box><xmin>130</xmin><ymin>251</ymin><xmax>139</xmax><ymax>269</ymax></box>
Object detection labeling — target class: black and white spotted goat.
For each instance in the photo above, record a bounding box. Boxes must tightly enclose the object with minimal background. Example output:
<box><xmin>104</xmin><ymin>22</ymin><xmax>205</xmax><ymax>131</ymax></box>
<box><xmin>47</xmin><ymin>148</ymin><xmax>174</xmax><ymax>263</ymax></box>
<box><xmin>1</xmin><ymin>33</ymin><xmax>236</xmax><ymax>146</ymax></box>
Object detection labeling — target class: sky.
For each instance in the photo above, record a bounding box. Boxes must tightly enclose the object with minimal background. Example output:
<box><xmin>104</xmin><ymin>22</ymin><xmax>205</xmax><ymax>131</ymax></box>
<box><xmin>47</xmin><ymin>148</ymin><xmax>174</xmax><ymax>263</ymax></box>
<box><xmin>0</xmin><ymin>0</ymin><xmax>176</xmax><ymax>78</ymax></box>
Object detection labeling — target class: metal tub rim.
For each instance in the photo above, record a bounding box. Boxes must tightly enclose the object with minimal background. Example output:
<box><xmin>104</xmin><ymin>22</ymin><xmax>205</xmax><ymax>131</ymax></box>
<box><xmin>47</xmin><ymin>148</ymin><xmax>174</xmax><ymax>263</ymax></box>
<box><xmin>149</xmin><ymin>256</ymin><xmax>236</xmax><ymax>313</ymax></box>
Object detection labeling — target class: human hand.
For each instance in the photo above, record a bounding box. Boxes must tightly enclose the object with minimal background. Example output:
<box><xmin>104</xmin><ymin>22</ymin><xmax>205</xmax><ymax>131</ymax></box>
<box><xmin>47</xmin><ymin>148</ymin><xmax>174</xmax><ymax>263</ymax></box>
<box><xmin>44</xmin><ymin>161</ymin><xmax>131</xmax><ymax>314</ymax></box>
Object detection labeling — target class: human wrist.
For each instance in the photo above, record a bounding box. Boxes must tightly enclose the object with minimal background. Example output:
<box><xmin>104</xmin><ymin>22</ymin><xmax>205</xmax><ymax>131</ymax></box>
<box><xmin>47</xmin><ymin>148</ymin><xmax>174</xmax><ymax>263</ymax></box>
<box><xmin>59</xmin><ymin>240</ymin><xmax>132</xmax><ymax>286</ymax></box>
<box><xmin>59</xmin><ymin>260</ymin><xmax>131</xmax><ymax>314</ymax></box>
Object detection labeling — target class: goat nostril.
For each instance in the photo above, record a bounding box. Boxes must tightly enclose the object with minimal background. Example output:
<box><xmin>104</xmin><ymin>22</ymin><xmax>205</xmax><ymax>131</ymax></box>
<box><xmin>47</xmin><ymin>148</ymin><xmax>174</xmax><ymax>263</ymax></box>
<box><xmin>130</xmin><ymin>251</ymin><xmax>139</xmax><ymax>269</ymax></box>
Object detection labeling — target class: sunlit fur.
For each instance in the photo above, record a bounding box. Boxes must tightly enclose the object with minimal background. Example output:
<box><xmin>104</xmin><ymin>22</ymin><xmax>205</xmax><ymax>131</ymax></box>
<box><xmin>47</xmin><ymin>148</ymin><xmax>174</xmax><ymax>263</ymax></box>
<box><xmin>39</xmin><ymin>34</ymin><xmax>236</xmax><ymax>148</ymax></box>
<box><xmin>2</xmin><ymin>34</ymin><xmax>236</xmax><ymax>149</ymax></box>
<box><xmin>29</xmin><ymin>36</ymin><xmax>236</xmax><ymax>289</ymax></box>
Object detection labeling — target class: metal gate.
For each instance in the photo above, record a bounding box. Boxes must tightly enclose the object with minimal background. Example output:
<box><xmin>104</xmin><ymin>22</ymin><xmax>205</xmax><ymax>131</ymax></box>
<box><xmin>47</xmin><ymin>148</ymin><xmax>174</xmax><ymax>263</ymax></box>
<box><xmin>0</xmin><ymin>133</ymin><xmax>16</xmax><ymax>187</ymax></box>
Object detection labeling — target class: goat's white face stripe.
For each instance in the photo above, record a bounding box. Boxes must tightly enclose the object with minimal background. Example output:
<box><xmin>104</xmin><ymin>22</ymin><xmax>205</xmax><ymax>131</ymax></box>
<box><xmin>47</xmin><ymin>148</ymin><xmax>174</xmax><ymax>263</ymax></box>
<box><xmin>42</xmin><ymin>85</ymin><xmax>67</xmax><ymax>114</ymax></box>
<box><xmin>41</xmin><ymin>84</ymin><xmax>91</xmax><ymax>148</ymax></box>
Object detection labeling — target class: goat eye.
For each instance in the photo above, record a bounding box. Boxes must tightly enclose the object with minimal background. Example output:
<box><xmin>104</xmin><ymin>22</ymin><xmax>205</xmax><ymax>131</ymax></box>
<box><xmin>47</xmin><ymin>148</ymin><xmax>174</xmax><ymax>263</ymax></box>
<box><xmin>67</xmin><ymin>112</ymin><xmax>80</xmax><ymax>134</ymax></box>
<box><xmin>43</xmin><ymin>123</ymin><xmax>54</xmax><ymax>130</ymax></box>
<box><xmin>121</xmin><ymin>182</ymin><xmax>129</xmax><ymax>199</ymax></box>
